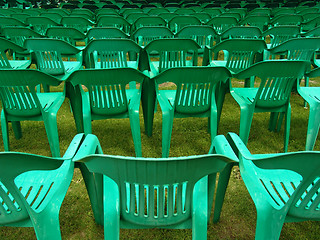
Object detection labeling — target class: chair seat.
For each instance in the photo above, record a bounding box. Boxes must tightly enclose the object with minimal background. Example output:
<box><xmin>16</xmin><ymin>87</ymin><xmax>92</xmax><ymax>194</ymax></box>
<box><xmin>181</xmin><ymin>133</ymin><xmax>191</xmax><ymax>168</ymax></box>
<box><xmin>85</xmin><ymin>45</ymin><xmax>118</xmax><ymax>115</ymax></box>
<box><xmin>231</xmin><ymin>87</ymin><xmax>258</xmax><ymax>105</ymax></box>
<box><xmin>94</xmin><ymin>61</ymin><xmax>138</xmax><ymax>69</ymax></box>
<box><xmin>38</xmin><ymin>92</ymin><xmax>65</xmax><ymax>112</ymax></box>
<box><xmin>9</xmin><ymin>59</ymin><xmax>31</xmax><ymax>69</ymax></box>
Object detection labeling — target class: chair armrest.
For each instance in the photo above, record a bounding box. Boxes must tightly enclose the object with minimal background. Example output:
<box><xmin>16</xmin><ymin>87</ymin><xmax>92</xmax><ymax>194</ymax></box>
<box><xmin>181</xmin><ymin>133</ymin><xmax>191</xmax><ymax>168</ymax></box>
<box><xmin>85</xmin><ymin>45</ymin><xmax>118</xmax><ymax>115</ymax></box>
<box><xmin>225</xmin><ymin>132</ymin><xmax>253</xmax><ymax>160</ymax></box>
<box><xmin>62</xmin><ymin>133</ymin><xmax>86</xmax><ymax>160</ymax></box>
<box><xmin>210</xmin><ymin>134</ymin><xmax>239</xmax><ymax>162</ymax></box>
<box><xmin>73</xmin><ymin>134</ymin><xmax>104</xmax><ymax>161</ymax></box>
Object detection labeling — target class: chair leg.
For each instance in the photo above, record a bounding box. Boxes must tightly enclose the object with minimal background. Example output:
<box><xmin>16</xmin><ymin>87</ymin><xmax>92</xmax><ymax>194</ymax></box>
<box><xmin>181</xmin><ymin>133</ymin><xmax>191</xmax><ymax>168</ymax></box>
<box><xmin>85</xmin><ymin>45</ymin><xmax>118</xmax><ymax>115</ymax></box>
<box><xmin>283</xmin><ymin>107</ymin><xmax>291</xmax><ymax>153</ymax></box>
<box><xmin>12</xmin><ymin>121</ymin><xmax>22</xmax><ymax>139</ymax></box>
<box><xmin>1</xmin><ymin>112</ymin><xmax>10</xmax><ymax>151</ymax></box>
<box><xmin>128</xmin><ymin>110</ymin><xmax>142</xmax><ymax>157</ymax></box>
<box><xmin>103</xmin><ymin>175</ymin><xmax>120</xmax><ymax>240</ymax></box>
<box><xmin>305</xmin><ymin>103</ymin><xmax>320</xmax><ymax>151</ymax></box>
<box><xmin>79</xmin><ymin>163</ymin><xmax>104</xmax><ymax>225</ymax></box>
<box><xmin>32</xmin><ymin>210</ymin><xmax>62</xmax><ymax>240</ymax></box>
<box><xmin>212</xmin><ymin>163</ymin><xmax>233</xmax><ymax>223</ymax></box>
<box><xmin>43</xmin><ymin>113</ymin><xmax>61</xmax><ymax>157</ymax></box>
<box><xmin>161</xmin><ymin>110</ymin><xmax>174</xmax><ymax>158</ymax></box>
<box><xmin>239</xmin><ymin>107</ymin><xmax>254</xmax><ymax>145</ymax></box>
<box><xmin>254</xmin><ymin>209</ymin><xmax>285</xmax><ymax>240</ymax></box>
<box><xmin>207</xmin><ymin>173</ymin><xmax>216</xmax><ymax>222</ymax></box>
<box><xmin>192</xmin><ymin>177</ymin><xmax>208</xmax><ymax>240</ymax></box>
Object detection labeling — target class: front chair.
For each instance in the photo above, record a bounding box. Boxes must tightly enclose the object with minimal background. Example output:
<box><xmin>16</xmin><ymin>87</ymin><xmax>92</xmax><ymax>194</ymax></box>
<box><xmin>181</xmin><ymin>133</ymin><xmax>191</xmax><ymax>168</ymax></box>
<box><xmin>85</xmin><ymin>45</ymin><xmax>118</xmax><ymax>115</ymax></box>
<box><xmin>230</xmin><ymin>60</ymin><xmax>308</xmax><ymax>152</ymax></box>
<box><xmin>73</xmin><ymin>133</ymin><xmax>238</xmax><ymax>240</ymax></box>
<box><xmin>0</xmin><ymin>69</ymin><xmax>65</xmax><ymax>157</ymax></box>
<box><xmin>0</xmin><ymin>133</ymin><xmax>84</xmax><ymax>240</ymax></box>
<box><xmin>67</xmin><ymin>68</ymin><xmax>147</xmax><ymax>157</ymax></box>
<box><xmin>154</xmin><ymin>67</ymin><xmax>231</xmax><ymax>158</ymax></box>
<box><xmin>227</xmin><ymin>132</ymin><xmax>320</xmax><ymax>240</ymax></box>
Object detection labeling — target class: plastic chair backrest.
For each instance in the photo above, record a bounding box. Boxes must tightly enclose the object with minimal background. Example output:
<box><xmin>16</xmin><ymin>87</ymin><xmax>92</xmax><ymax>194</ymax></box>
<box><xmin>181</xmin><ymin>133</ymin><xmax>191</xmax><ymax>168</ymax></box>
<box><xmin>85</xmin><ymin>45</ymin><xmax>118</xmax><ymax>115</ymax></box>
<box><xmin>271</xmin><ymin>14</ymin><xmax>303</xmax><ymax>26</ymax></box>
<box><xmin>84</xmin><ymin>39</ymin><xmax>141</xmax><ymax>68</ymax></box>
<box><xmin>175</xmin><ymin>25</ymin><xmax>217</xmax><ymax>49</ymax></box>
<box><xmin>133</xmin><ymin>16</ymin><xmax>167</xmax><ymax>30</ymax></box>
<box><xmin>87</xmin><ymin>27</ymin><xmax>128</xmax><ymax>40</ymax></box>
<box><xmin>0</xmin><ymin>69</ymin><xmax>61</xmax><ymax>117</ymax></box>
<box><xmin>206</xmin><ymin>16</ymin><xmax>238</xmax><ymax>34</ymax></box>
<box><xmin>234</xmin><ymin>60</ymin><xmax>308</xmax><ymax>108</ymax></box>
<box><xmin>220</xmin><ymin>26</ymin><xmax>262</xmax><ymax>40</ymax></box>
<box><xmin>212</xmin><ymin>39</ymin><xmax>266</xmax><ymax>73</ymax></box>
<box><xmin>262</xmin><ymin>26</ymin><xmax>300</xmax><ymax>48</ymax></box>
<box><xmin>40</xmin><ymin>12</ymin><xmax>63</xmax><ymax>23</ymax></box>
<box><xmin>168</xmin><ymin>15</ymin><xmax>202</xmax><ymax>33</ymax></box>
<box><xmin>154</xmin><ymin>67</ymin><xmax>231</xmax><ymax>114</ymax></box>
<box><xmin>96</xmin><ymin>15</ymin><xmax>131</xmax><ymax>34</ymax></box>
<box><xmin>26</xmin><ymin>16</ymin><xmax>59</xmax><ymax>35</ymax></box>
<box><xmin>131</xmin><ymin>26</ymin><xmax>174</xmax><ymax>47</ymax></box>
<box><xmin>240</xmin><ymin>15</ymin><xmax>270</xmax><ymax>31</ymax></box>
<box><xmin>269</xmin><ymin>38</ymin><xmax>320</xmax><ymax>61</ymax></box>
<box><xmin>0</xmin><ymin>16</ymin><xmax>27</xmax><ymax>27</ymax></box>
<box><xmin>144</xmin><ymin>39</ymin><xmax>200</xmax><ymax>73</ymax></box>
<box><xmin>68</xmin><ymin>68</ymin><xmax>145</xmax><ymax>115</ymax></box>
<box><xmin>61</xmin><ymin>16</ymin><xmax>93</xmax><ymax>33</ymax></box>
<box><xmin>78</xmin><ymin>152</ymin><xmax>232</xmax><ymax>226</ymax></box>
<box><xmin>0</xmin><ymin>37</ymin><xmax>27</xmax><ymax>69</ymax></box>
<box><xmin>2</xmin><ymin>26</ymin><xmax>42</xmax><ymax>47</ymax></box>
<box><xmin>25</xmin><ymin>38</ymin><xmax>81</xmax><ymax>75</ymax></box>
<box><xmin>46</xmin><ymin>26</ymin><xmax>86</xmax><ymax>45</ymax></box>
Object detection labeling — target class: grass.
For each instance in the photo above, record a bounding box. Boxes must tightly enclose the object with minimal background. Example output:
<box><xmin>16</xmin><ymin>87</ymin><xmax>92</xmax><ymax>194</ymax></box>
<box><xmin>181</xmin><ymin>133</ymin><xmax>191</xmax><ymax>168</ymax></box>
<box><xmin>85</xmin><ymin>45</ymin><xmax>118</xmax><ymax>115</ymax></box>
<box><xmin>0</xmin><ymin>76</ymin><xmax>320</xmax><ymax>239</ymax></box>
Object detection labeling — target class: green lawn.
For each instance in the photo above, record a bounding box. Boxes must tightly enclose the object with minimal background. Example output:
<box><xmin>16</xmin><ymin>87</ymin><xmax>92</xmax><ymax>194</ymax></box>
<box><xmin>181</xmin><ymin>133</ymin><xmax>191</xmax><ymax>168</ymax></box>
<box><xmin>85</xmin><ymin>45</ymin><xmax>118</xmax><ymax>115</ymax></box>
<box><xmin>0</xmin><ymin>77</ymin><xmax>320</xmax><ymax>239</ymax></box>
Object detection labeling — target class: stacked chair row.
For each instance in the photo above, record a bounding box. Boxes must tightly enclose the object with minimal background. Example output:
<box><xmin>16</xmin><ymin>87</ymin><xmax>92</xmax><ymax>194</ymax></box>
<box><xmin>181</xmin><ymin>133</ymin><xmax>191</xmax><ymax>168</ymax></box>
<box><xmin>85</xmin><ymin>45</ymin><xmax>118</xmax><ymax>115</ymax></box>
<box><xmin>1</xmin><ymin>131</ymin><xmax>320</xmax><ymax>240</ymax></box>
<box><xmin>1</xmin><ymin>35</ymin><xmax>320</xmax><ymax>158</ymax></box>
<box><xmin>19</xmin><ymin>0</ymin><xmax>320</xmax><ymax>10</ymax></box>
<box><xmin>1</xmin><ymin>6</ymin><xmax>320</xmax><ymax>34</ymax></box>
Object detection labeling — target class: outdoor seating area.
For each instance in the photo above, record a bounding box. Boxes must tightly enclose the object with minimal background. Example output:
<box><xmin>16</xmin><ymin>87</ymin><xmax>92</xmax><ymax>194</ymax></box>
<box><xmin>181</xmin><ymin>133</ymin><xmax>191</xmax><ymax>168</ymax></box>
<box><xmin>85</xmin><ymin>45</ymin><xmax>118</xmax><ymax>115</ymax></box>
<box><xmin>1</xmin><ymin>0</ymin><xmax>320</xmax><ymax>239</ymax></box>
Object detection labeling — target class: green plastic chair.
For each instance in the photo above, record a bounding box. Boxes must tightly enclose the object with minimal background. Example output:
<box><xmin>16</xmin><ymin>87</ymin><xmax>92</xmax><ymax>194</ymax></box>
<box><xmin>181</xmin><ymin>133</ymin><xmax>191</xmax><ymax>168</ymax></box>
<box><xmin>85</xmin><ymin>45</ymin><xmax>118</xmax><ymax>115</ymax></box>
<box><xmin>200</xmin><ymin>7</ymin><xmax>222</xmax><ymax>17</ymax></box>
<box><xmin>230</xmin><ymin>60</ymin><xmax>308</xmax><ymax>152</ymax></box>
<box><xmin>131</xmin><ymin>16</ymin><xmax>167</xmax><ymax>32</ymax></box>
<box><xmin>61</xmin><ymin>16</ymin><xmax>94</xmax><ymax>33</ymax></box>
<box><xmin>142</xmin><ymin>38</ymin><xmax>201</xmax><ymax>76</ymax></box>
<box><xmin>131</xmin><ymin>26</ymin><xmax>174</xmax><ymax>47</ymax></box>
<box><xmin>270</xmin><ymin>14</ymin><xmax>303</xmax><ymax>27</ymax></box>
<box><xmin>262</xmin><ymin>25</ymin><xmax>300</xmax><ymax>49</ymax></box>
<box><xmin>272</xmin><ymin>7</ymin><xmax>296</xmax><ymax>16</ymax></box>
<box><xmin>175</xmin><ymin>25</ymin><xmax>218</xmax><ymax>51</ymax></box>
<box><xmin>24</xmin><ymin>38</ymin><xmax>83</xmax><ymax>80</ymax></box>
<box><xmin>73</xmin><ymin>133</ymin><xmax>237</xmax><ymax>240</ymax></box>
<box><xmin>83</xmin><ymin>38</ymin><xmax>141</xmax><ymax>69</ymax></box>
<box><xmin>96</xmin><ymin>15</ymin><xmax>131</xmax><ymax>34</ymax></box>
<box><xmin>67</xmin><ymin>68</ymin><xmax>146</xmax><ymax>157</ymax></box>
<box><xmin>204</xmin><ymin>39</ymin><xmax>266</xmax><ymax>87</ymax></box>
<box><xmin>239</xmin><ymin>15</ymin><xmax>270</xmax><ymax>32</ymax></box>
<box><xmin>301</xmin><ymin>16</ymin><xmax>320</xmax><ymax>33</ymax></box>
<box><xmin>206</xmin><ymin>16</ymin><xmax>238</xmax><ymax>35</ymax></box>
<box><xmin>96</xmin><ymin>8</ymin><xmax>119</xmax><ymax>17</ymax></box>
<box><xmin>125</xmin><ymin>12</ymin><xmax>149</xmax><ymax>25</ymax></box>
<box><xmin>220</xmin><ymin>12</ymin><xmax>242</xmax><ymax>21</ymax></box>
<box><xmin>141</xmin><ymin>39</ymin><xmax>201</xmax><ymax>137</ymax></box>
<box><xmin>71</xmin><ymin>8</ymin><xmax>94</xmax><ymax>20</ymax></box>
<box><xmin>168</xmin><ymin>15</ymin><xmax>202</xmax><ymax>33</ymax></box>
<box><xmin>0</xmin><ymin>16</ymin><xmax>27</xmax><ymax>28</ymax></box>
<box><xmin>191</xmin><ymin>12</ymin><xmax>212</xmax><ymax>23</ymax></box>
<box><xmin>2</xmin><ymin>26</ymin><xmax>43</xmax><ymax>47</ymax></box>
<box><xmin>40</xmin><ymin>12</ymin><xmax>63</xmax><ymax>23</ymax></box>
<box><xmin>0</xmin><ymin>37</ymin><xmax>31</xmax><ymax>69</ymax></box>
<box><xmin>0</xmin><ymin>69</ymin><xmax>65</xmax><ymax>157</ymax></box>
<box><xmin>0</xmin><ymin>133</ymin><xmax>83</xmax><ymax>240</ymax></box>
<box><xmin>262</xmin><ymin>25</ymin><xmax>300</xmax><ymax>60</ymax></box>
<box><xmin>154</xmin><ymin>66</ymin><xmax>231</xmax><ymax>157</ymax></box>
<box><xmin>26</xmin><ymin>16</ymin><xmax>59</xmax><ymax>35</ymax></box>
<box><xmin>297</xmin><ymin>68</ymin><xmax>320</xmax><ymax>150</ymax></box>
<box><xmin>219</xmin><ymin>26</ymin><xmax>262</xmax><ymax>41</ymax></box>
<box><xmin>226</xmin><ymin>131</ymin><xmax>320</xmax><ymax>240</ymax></box>
<box><xmin>158</xmin><ymin>12</ymin><xmax>178</xmax><ymax>22</ymax></box>
<box><xmin>86</xmin><ymin>27</ymin><xmax>128</xmax><ymax>41</ymax></box>
<box><xmin>10</xmin><ymin>13</ymin><xmax>31</xmax><ymax>22</ymax></box>
<box><xmin>147</xmin><ymin>8</ymin><xmax>170</xmax><ymax>15</ymax></box>
<box><xmin>247</xmin><ymin>8</ymin><xmax>271</xmax><ymax>16</ymax></box>
<box><xmin>46</xmin><ymin>26</ymin><xmax>87</xmax><ymax>47</ymax></box>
